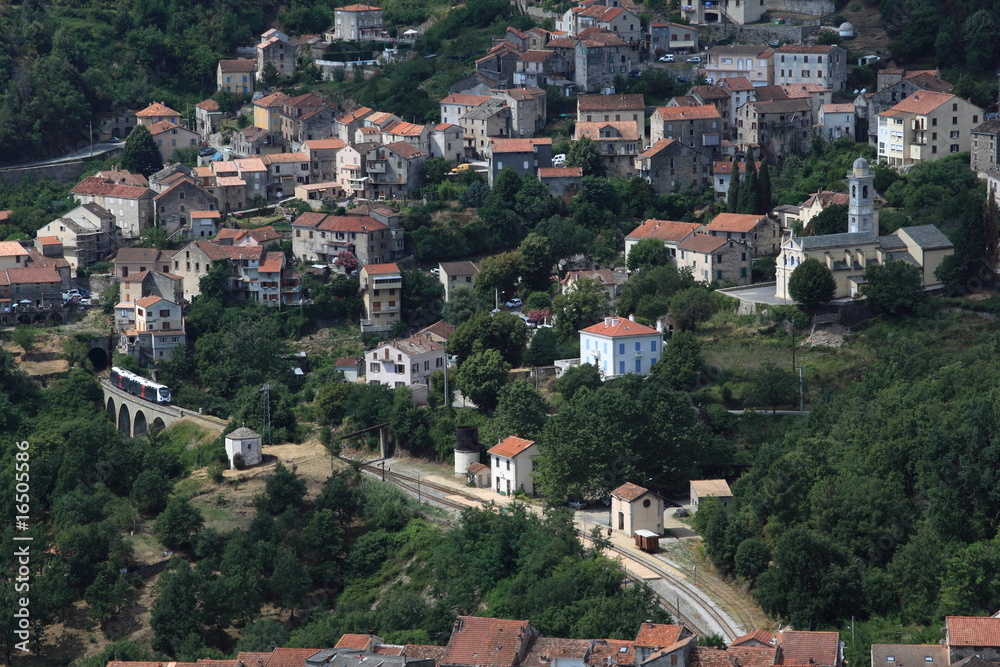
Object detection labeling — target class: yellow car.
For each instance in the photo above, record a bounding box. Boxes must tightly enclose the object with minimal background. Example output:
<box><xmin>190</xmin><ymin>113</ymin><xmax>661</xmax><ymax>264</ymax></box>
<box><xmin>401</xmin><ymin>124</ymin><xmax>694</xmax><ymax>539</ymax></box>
<box><xmin>450</xmin><ymin>163</ymin><xmax>473</xmax><ymax>174</ymax></box>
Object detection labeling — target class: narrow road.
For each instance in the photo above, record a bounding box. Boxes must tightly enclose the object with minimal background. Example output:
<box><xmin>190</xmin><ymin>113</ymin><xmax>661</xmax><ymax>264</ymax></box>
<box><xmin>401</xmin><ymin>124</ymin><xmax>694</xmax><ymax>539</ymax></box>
<box><xmin>0</xmin><ymin>141</ymin><xmax>123</xmax><ymax>170</ymax></box>
<box><xmin>357</xmin><ymin>459</ymin><xmax>748</xmax><ymax>641</ymax></box>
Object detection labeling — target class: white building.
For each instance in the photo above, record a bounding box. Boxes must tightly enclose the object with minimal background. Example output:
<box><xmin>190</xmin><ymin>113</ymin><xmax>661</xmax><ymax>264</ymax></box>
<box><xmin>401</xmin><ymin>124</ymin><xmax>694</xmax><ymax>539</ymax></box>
<box><xmin>610</xmin><ymin>482</ymin><xmax>664</xmax><ymax>536</ymax></box>
<box><xmin>690</xmin><ymin>479</ymin><xmax>732</xmax><ymax>513</ymax></box>
<box><xmin>117</xmin><ymin>295</ymin><xmax>186</xmax><ymax>365</ymax></box>
<box><xmin>818</xmin><ymin>103</ymin><xmax>855</xmax><ymax>141</ymax></box>
<box><xmin>579</xmin><ymin>316</ymin><xmax>662</xmax><ymax>378</ymax></box>
<box><xmin>366</xmin><ymin>336</ymin><xmax>446</xmax><ymax>390</ymax></box>
<box><xmin>225</xmin><ymin>426</ymin><xmax>263</xmax><ymax>469</ymax></box>
<box><xmin>773</xmin><ymin>45</ymin><xmax>848</xmax><ymax>92</ymax></box>
<box><xmin>488</xmin><ymin>435</ymin><xmax>539</xmax><ymax>497</ymax></box>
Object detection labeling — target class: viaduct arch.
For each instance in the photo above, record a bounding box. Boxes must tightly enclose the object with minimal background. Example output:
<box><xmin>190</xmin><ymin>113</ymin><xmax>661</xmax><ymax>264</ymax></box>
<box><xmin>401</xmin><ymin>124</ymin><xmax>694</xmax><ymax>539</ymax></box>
<box><xmin>101</xmin><ymin>378</ymin><xmax>227</xmax><ymax>438</ymax></box>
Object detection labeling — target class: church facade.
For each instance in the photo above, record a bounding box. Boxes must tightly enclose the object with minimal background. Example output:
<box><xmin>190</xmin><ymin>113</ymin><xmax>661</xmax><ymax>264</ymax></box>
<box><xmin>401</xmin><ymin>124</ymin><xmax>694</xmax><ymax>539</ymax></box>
<box><xmin>776</xmin><ymin>157</ymin><xmax>954</xmax><ymax>301</ymax></box>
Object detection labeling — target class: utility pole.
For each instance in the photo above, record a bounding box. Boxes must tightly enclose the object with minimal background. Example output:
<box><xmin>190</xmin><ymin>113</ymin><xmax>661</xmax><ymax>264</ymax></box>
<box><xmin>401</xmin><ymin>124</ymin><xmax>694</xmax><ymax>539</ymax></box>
<box><xmin>89</xmin><ymin>120</ymin><xmax>93</xmax><ymax>157</ymax></box>
<box><xmin>798</xmin><ymin>365</ymin><xmax>804</xmax><ymax>412</ymax></box>
<box><xmin>261</xmin><ymin>384</ymin><xmax>271</xmax><ymax>445</ymax></box>
<box><xmin>789</xmin><ymin>319</ymin><xmax>796</xmax><ymax>372</ymax></box>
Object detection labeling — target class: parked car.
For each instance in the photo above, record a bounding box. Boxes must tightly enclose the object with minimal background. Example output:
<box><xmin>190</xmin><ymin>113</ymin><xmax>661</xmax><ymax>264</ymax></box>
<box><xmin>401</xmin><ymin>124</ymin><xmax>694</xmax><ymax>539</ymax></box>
<box><xmin>505</xmin><ymin>297</ymin><xmax>523</xmax><ymax>309</ymax></box>
<box><xmin>677</xmin><ymin>76</ymin><xmax>691</xmax><ymax>83</ymax></box>
<box><xmin>106</xmin><ymin>136</ymin><xmax>121</xmax><ymax>143</ymax></box>
<box><xmin>430</xmin><ymin>267</ymin><xmax>440</xmax><ymax>276</ymax></box>
<box><xmin>659</xmin><ymin>54</ymin><xmax>675</xmax><ymax>62</ymax></box>
<box><xmin>552</xmin><ymin>153</ymin><xmax>567</xmax><ymax>166</ymax></box>
<box><xmin>62</xmin><ymin>289</ymin><xmax>81</xmax><ymax>300</ymax></box>
<box><xmin>768</xmin><ymin>39</ymin><xmax>781</xmax><ymax>47</ymax></box>
<box><xmin>199</xmin><ymin>147</ymin><xmax>216</xmax><ymax>157</ymax></box>
<box><xmin>686</xmin><ymin>56</ymin><xmax>702</xmax><ymax>63</ymax></box>
<box><xmin>628</xmin><ymin>69</ymin><xmax>642</xmax><ymax>78</ymax></box>
<box><xmin>568</xmin><ymin>499</ymin><xmax>588</xmax><ymax>510</ymax></box>
<box><xmin>451</xmin><ymin>163</ymin><xmax>473</xmax><ymax>174</ymax></box>
<box><xmin>674</xmin><ymin>507</ymin><xmax>689</xmax><ymax>517</ymax></box>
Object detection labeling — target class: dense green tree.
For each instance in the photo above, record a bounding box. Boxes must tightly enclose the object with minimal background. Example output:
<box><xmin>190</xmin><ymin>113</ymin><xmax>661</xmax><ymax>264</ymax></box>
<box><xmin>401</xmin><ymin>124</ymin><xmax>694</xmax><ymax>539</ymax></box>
<box><xmin>256</xmin><ymin>462</ymin><xmax>307</xmax><ymax>515</ymax></box>
<box><xmin>270</xmin><ymin>546</ymin><xmax>312</xmax><ymax>620</ymax></box>
<box><xmin>518</xmin><ymin>233</ymin><xmax>554</xmax><ymax>292</ymax></box>
<box><xmin>474</xmin><ymin>251</ymin><xmax>525</xmax><ymax>301</ymax></box>
<box><xmin>523</xmin><ymin>327</ymin><xmax>561</xmax><ymax>367</ymax></box>
<box><xmin>727</xmin><ymin>164</ymin><xmax>741</xmax><ymax>212</ymax></box>
<box><xmin>154</xmin><ymin>497</ymin><xmax>204</xmax><ymax>549</ymax></box>
<box><xmin>391</xmin><ymin>387</ymin><xmax>432</xmax><ymax>452</ymax></box>
<box><xmin>742</xmin><ymin>363</ymin><xmax>798</xmax><ymax>414</ymax></box>
<box><xmin>566</xmin><ymin>136</ymin><xmax>604</xmax><ymax>177</ymax></box>
<box><xmin>514</xmin><ymin>175</ymin><xmax>555</xmax><ymax>223</ymax></box>
<box><xmin>734</xmin><ymin>538</ymin><xmax>771</xmax><ymax>580</ymax></box>
<box><xmin>151</xmin><ymin>560</ymin><xmax>202</xmax><ymax>656</ymax></box>
<box><xmin>315</xmin><ymin>382</ymin><xmax>352</xmax><ymax>424</ymax></box>
<box><xmin>738</xmin><ymin>152</ymin><xmax>759</xmax><ymax>214</ymax></box>
<box><xmin>888</xmin><ymin>2</ymin><xmax>940</xmax><ymax>61</ymax></box>
<box><xmin>556</xmin><ymin>363</ymin><xmax>603</xmax><ymax>401</ymax></box>
<box><xmin>454</xmin><ymin>349</ymin><xmax>511</xmax><ymax>411</ymax></box>
<box><xmin>442</xmin><ymin>285</ymin><xmax>488</xmax><ymax>325</ymax></box>
<box><xmin>422</xmin><ymin>158</ymin><xmax>451</xmax><ymax>185</ymax></box>
<box><xmin>402</xmin><ymin>268</ymin><xmax>444</xmax><ymax>329</ymax></box>
<box><xmin>618</xmin><ymin>264</ymin><xmax>695</xmax><ymax>322</ymax></box>
<box><xmin>669</xmin><ymin>288</ymin><xmax>715</xmax><ymax>331</ymax></box>
<box><xmin>481</xmin><ymin>381</ymin><xmax>548</xmax><ymax>445</ymax></box>
<box><xmin>963</xmin><ymin>9</ymin><xmax>1000</xmax><ymax>71</ymax></box>
<box><xmin>627</xmin><ymin>238</ymin><xmax>670</xmax><ymax>271</ymax></box>
<box><xmin>934</xmin><ymin>18</ymin><xmax>962</xmax><ymax>69</ymax></box>
<box><xmin>459</xmin><ymin>181</ymin><xmax>490</xmax><ymax>208</ymax></box>
<box><xmin>863</xmin><ymin>260</ymin><xmax>925</xmax><ymax>316</ymax></box>
<box><xmin>788</xmin><ymin>258</ymin><xmax>836</xmax><ymax>308</ymax></box>
<box><xmin>757</xmin><ymin>161</ymin><xmax>772</xmax><ymax>214</ymax></box>
<box><xmin>551</xmin><ymin>277</ymin><xmax>612</xmax><ymax>339</ymax></box>
<box><xmin>448</xmin><ymin>310</ymin><xmax>528</xmax><ymax>366</ymax></box>
<box><xmin>652</xmin><ymin>330</ymin><xmax>702</xmax><ymax>390</ymax></box>
<box><xmin>810</xmin><ymin>203</ymin><xmax>848</xmax><ymax>236</ymax></box>
<box><xmin>120</xmin><ymin>125</ymin><xmax>163</xmax><ymax>177</ymax></box>
<box><xmin>236</xmin><ymin>618</ymin><xmax>290</xmax><ymax>653</ymax></box>
<box><xmin>130</xmin><ymin>469</ymin><xmax>171</xmax><ymax>516</ymax></box>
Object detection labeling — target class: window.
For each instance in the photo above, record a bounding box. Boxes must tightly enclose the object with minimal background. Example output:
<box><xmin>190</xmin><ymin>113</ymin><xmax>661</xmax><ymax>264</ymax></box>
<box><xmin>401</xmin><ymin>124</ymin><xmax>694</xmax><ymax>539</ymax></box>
<box><xmin>436</xmin><ymin>357</ymin><xmax>443</xmax><ymax>367</ymax></box>
<box><xmin>159</xmin><ymin>309</ymin><xmax>170</xmax><ymax>317</ymax></box>
<box><xmin>650</xmin><ymin>341</ymin><xmax>657</xmax><ymax>352</ymax></box>
<box><xmin>635</xmin><ymin>359</ymin><xmax>641</xmax><ymax>372</ymax></box>
<box><xmin>953</xmin><ymin>116</ymin><xmax>958</xmax><ymax>125</ymax></box>
<box><xmin>370</xmin><ymin>362</ymin><xmax>380</xmax><ymax>372</ymax></box>
<box><xmin>412</xmin><ymin>363</ymin><xmax>419</xmax><ymax>373</ymax></box>
<box><xmin>950</xmin><ymin>130</ymin><xmax>960</xmax><ymax>139</ymax></box>
<box><xmin>950</xmin><ymin>144</ymin><xmax>960</xmax><ymax>153</ymax></box>
<box><xmin>642</xmin><ymin>498</ymin><xmax>651</xmax><ymax>508</ymax></box>
<box><xmin>887</xmin><ymin>659</ymin><xmax>895</xmax><ymax>663</ymax></box>
<box><xmin>619</xmin><ymin>360</ymin><xmax>625</xmax><ymax>374</ymax></box>
<box><xmin>424</xmin><ymin>360</ymin><xmax>430</xmax><ymax>370</ymax></box>
<box><xmin>932</xmin><ymin>118</ymin><xmax>937</xmax><ymax>126</ymax></box>
<box><xmin>619</xmin><ymin>343</ymin><xmax>625</xmax><ymax>354</ymax></box>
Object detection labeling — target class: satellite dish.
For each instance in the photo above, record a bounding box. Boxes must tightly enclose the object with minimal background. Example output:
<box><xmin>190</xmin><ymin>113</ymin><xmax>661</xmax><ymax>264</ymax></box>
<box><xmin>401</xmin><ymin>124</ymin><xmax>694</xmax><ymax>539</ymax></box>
<box><xmin>853</xmin><ymin>89</ymin><xmax>859</xmax><ymax>94</ymax></box>
<box><xmin>860</xmin><ymin>88</ymin><xmax>867</xmax><ymax>94</ymax></box>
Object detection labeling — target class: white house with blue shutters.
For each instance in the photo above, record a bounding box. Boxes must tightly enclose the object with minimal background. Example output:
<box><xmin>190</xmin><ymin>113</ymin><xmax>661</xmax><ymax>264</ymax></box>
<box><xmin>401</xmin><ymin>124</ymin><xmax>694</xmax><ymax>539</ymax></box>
<box><xmin>579</xmin><ymin>316</ymin><xmax>663</xmax><ymax>379</ymax></box>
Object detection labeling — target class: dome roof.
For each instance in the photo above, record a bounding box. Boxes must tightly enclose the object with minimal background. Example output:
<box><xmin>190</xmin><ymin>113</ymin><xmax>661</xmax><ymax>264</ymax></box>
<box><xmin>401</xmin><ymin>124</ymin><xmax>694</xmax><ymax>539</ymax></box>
<box><xmin>839</xmin><ymin>21</ymin><xmax>855</xmax><ymax>36</ymax></box>
<box><xmin>852</xmin><ymin>156</ymin><xmax>869</xmax><ymax>170</ymax></box>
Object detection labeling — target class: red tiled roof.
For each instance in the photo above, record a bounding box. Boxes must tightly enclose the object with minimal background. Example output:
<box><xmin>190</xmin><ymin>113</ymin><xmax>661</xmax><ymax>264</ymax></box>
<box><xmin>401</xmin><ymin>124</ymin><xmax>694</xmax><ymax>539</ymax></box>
<box><xmin>136</xmin><ymin>102</ymin><xmax>180</xmax><ymax>117</ymax></box>
<box><xmin>404</xmin><ymin>645</ymin><xmax>450</xmax><ymax>662</ymax></box>
<box><xmin>236</xmin><ymin>651</ymin><xmax>273</xmax><ymax>667</ymax></box>
<box><xmin>259</xmin><ymin>251</ymin><xmax>285</xmax><ymax>274</ymax></box>
<box><xmin>417</xmin><ymin>319</ymin><xmax>456</xmax><ymax>340</ymax></box>
<box><xmin>946</xmin><ymin>617</ymin><xmax>1000</xmax><ymax>647</ymax></box>
<box><xmin>635</xmin><ymin>623</ymin><xmax>685</xmax><ymax>648</ymax></box>
<box><xmin>219</xmin><ymin>58</ymin><xmax>255</xmax><ymax>72</ymax></box>
<box><xmin>712</xmin><ymin>161</ymin><xmax>761</xmax><ymax>176</ymax></box>
<box><xmin>692</xmin><ymin>646</ymin><xmax>776</xmax><ymax>667</ymax></box>
<box><xmin>364</xmin><ymin>262</ymin><xmax>401</xmax><ymax>275</ymax></box>
<box><xmin>656</xmin><ymin>104</ymin><xmax>721</xmax><ymax>121</ymax></box>
<box><xmin>678</xmin><ymin>234</ymin><xmax>728</xmax><ymax>253</ymax></box>
<box><xmin>626</xmin><ymin>219</ymin><xmax>701</xmax><ymax>242</ymax></box>
<box><xmin>731</xmin><ymin>630</ymin><xmax>777</xmax><ymax>648</ymax></box>
<box><xmin>336</xmin><ymin>634</ymin><xmax>377</xmax><ymax>649</ymax></box>
<box><xmin>338</xmin><ymin>3</ymin><xmax>382</xmax><ymax>11</ymax></box>
<box><xmin>37</xmin><ymin>236</ymin><xmax>61</xmax><ymax>246</ymax></box>
<box><xmin>588</xmin><ymin>639</ymin><xmax>635</xmax><ymax>667</ymax></box>
<box><xmin>196</xmin><ymin>99</ymin><xmax>220</xmax><ymax>111</ymax></box>
<box><xmin>722</xmin><ymin>77</ymin><xmax>755</xmax><ymax>92</ymax></box>
<box><xmin>490</xmin><ymin>138</ymin><xmax>552</xmax><ymax>153</ymax></box>
<box><xmin>707</xmin><ymin>213</ymin><xmax>766</xmax><ymax>233</ymax></box>
<box><xmin>266</xmin><ymin>647</ymin><xmax>324</xmax><ymax>667</ymax></box>
<box><xmin>5</xmin><ymin>267</ymin><xmax>60</xmax><ymax>284</ymax></box>
<box><xmin>538</xmin><ymin>167</ymin><xmax>583</xmax><ymax>178</ymax></box>
<box><xmin>255</xmin><ymin>92</ymin><xmax>289</xmax><ymax>108</ymax></box>
<box><xmin>884</xmin><ymin>90</ymin><xmax>955</xmax><ymax>115</ymax></box>
<box><xmin>71</xmin><ymin>176</ymin><xmax>150</xmax><ymax>200</ymax></box>
<box><xmin>488</xmin><ymin>436</ymin><xmax>536</xmax><ymax>459</ymax></box>
<box><xmin>521</xmin><ymin>638</ymin><xmax>592</xmax><ymax>667</ymax></box>
<box><xmin>135</xmin><ymin>295</ymin><xmax>164</xmax><ymax>308</ymax></box>
<box><xmin>580</xmin><ymin>317</ymin><xmax>658</xmax><ymax>337</ymax></box>
<box><xmin>0</xmin><ymin>241</ymin><xmax>27</xmax><ymax>257</ymax></box>
<box><xmin>576</xmin><ymin>121</ymin><xmax>639</xmax><ymax>141</ymax></box>
<box><xmin>776</xmin><ymin>44</ymin><xmax>839</xmax><ymax>54</ymax></box>
<box><xmin>385</xmin><ymin>141</ymin><xmax>425</xmax><ymax>159</ymax></box>
<box><xmin>305</xmin><ymin>138</ymin><xmax>347</xmax><ymax>150</ymax></box>
<box><xmin>611</xmin><ymin>482</ymin><xmax>650</xmax><ymax>502</ymax></box>
<box><xmin>467</xmin><ymin>462</ymin><xmax>489</xmax><ymax>473</ymax></box>
<box><xmin>317</xmin><ymin>215</ymin><xmax>387</xmax><ymax>234</ymax></box>
<box><xmin>775</xmin><ymin>631</ymin><xmax>841</xmax><ymax>667</ymax></box>
<box><xmin>443</xmin><ymin>616</ymin><xmax>534</xmax><ymax>667</ymax></box>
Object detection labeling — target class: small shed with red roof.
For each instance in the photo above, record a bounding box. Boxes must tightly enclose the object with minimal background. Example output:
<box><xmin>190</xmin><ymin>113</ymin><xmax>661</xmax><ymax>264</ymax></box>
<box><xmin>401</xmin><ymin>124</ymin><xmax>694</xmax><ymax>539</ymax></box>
<box><xmin>611</xmin><ymin>482</ymin><xmax>664</xmax><ymax>537</ymax></box>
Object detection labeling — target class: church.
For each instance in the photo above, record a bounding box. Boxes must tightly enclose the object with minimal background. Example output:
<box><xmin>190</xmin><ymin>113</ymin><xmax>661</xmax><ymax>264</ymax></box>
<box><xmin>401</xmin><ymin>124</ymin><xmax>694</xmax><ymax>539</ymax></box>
<box><xmin>775</xmin><ymin>157</ymin><xmax>954</xmax><ymax>301</ymax></box>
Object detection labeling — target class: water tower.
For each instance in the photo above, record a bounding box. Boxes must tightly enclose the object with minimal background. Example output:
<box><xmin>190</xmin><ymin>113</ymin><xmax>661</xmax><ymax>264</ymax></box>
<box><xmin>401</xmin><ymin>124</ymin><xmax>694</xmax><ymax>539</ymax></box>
<box><xmin>454</xmin><ymin>426</ymin><xmax>481</xmax><ymax>476</ymax></box>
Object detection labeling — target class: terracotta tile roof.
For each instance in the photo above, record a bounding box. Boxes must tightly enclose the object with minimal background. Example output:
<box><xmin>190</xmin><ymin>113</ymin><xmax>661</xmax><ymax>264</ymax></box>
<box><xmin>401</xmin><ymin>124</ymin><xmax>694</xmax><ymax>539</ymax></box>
<box><xmin>581</xmin><ymin>317</ymin><xmax>658</xmax><ymax>337</ymax></box>
<box><xmin>217</xmin><ymin>176</ymin><xmax>246</xmax><ymax>187</ymax></box>
<box><xmin>235</xmin><ymin>157</ymin><xmax>268</xmax><ymax>172</ymax></box>
<box><xmin>440</xmin><ymin>260</ymin><xmax>480</xmax><ymax>275</ymax></box>
<box><xmin>115</xmin><ymin>247</ymin><xmax>165</xmax><ymax>264</ymax></box>
<box><xmin>803</xmin><ymin>190</ymin><xmax>848</xmax><ymax>208</ymax></box>
<box><xmin>375</xmin><ymin>645</ymin><xmax>406</xmax><ymax>656</ymax></box>
<box><xmin>444</xmin><ymin>616</ymin><xmax>535</xmax><ymax>667</ymax></box>
<box><xmin>946</xmin><ymin>617</ymin><xmax>1000</xmax><ymax>647</ymax></box>
<box><xmin>692</xmin><ymin>647</ymin><xmax>776</xmax><ymax>667</ymax></box>
<box><xmin>489</xmin><ymin>137</ymin><xmax>552</xmax><ymax>153</ymax></box>
<box><xmin>690</xmin><ymin>479</ymin><xmax>732</xmax><ymax>498</ymax></box>
<box><xmin>678</xmin><ymin>234</ymin><xmax>728</xmax><ymax>253</ymax></box>
<box><xmin>707</xmin><ymin>44</ymin><xmax>774</xmax><ymax>57</ymax></box>
<box><xmin>883</xmin><ymin>90</ymin><xmax>955</xmax><ymax>115</ymax></box>
<box><xmin>562</xmin><ymin>269</ymin><xmax>615</xmax><ymax>286</ymax></box>
<box><xmin>95</xmin><ymin>168</ymin><xmax>149</xmax><ymax>187</ymax></box>
<box><xmin>135</xmin><ymin>295</ymin><xmax>164</xmax><ymax>308</ymax></box>
<box><xmin>338</xmin><ymin>3</ymin><xmax>382</xmax><ymax>11</ymax></box>
<box><xmin>318</xmin><ymin>215</ymin><xmax>387</xmax><ymax>233</ymax></box>
<box><xmin>192</xmin><ymin>241</ymin><xmax>235</xmax><ymax>261</ymax></box>
<box><xmin>578</xmin><ymin>28</ymin><xmax>627</xmax><ymax>48</ymax></box>
<box><xmin>539</xmin><ymin>167</ymin><xmax>583</xmax><ymax>178</ymax></box>
<box><xmin>5</xmin><ymin>267</ymin><xmax>60</xmax><ymax>284</ymax></box>
<box><xmin>645</xmin><ymin>636</ymin><xmax>698</xmax><ymax>662</ymax></box>
<box><xmin>385</xmin><ymin>121</ymin><xmax>427</xmax><ymax>137</ymax></box>
<box><xmin>106</xmin><ymin>663</ymin><xmax>201</xmax><ymax>667</ymax></box>
<box><xmin>0</xmin><ymin>241</ymin><xmax>27</xmax><ymax>257</ymax></box>
<box><xmin>71</xmin><ymin>176</ymin><xmax>150</xmax><ymax>200</ymax></box>
<box><xmin>577</xmin><ymin>94</ymin><xmax>645</xmax><ymax>112</ymax></box>
<box><xmin>417</xmin><ymin>319</ymin><xmax>456</xmax><ymax>340</ymax></box>
<box><xmin>545</xmin><ymin>37</ymin><xmax>576</xmax><ymax>49</ymax></box>
<box><xmin>626</xmin><ymin>219</ymin><xmax>701</xmax><ymax>242</ymax></box>
<box><xmin>266</xmin><ymin>647</ymin><xmax>325</xmax><ymax>667</ymax></box>
<box><xmin>192</xmin><ymin>210</ymin><xmax>221</xmax><ymax>218</ymax></box>
<box><xmin>0</xmin><ymin>210</ymin><xmax>11</xmax><ymax>222</ymax></box>
<box><xmin>751</xmin><ymin>99</ymin><xmax>812</xmax><ymax>115</ymax></box>
<box><xmin>405</xmin><ymin>645</ymin><xmax>450</xmax><ymax>662</ymax></box>
<box><xmin>708</xmin><ymin>213</ymin><xmax>766</xmax><ymax>233</ymax></box>
<box><xmin>576</xmin><ymin>121</ymin><xmax>639</xmax><ymax>141</ymax></box>
<box><xmin>721</xmin><ymin>77</ymin><xmax>755</xmax><ymax>92</ymax></box>
<box><xmin>391</xmin><ymin>335</ymin><xmax>445</xmax><ymax>356</ymax></box>
<box><xmin>385</xmin><ymin>141</ymin><xmax>425</xmax><ymax>159</ymax></box>
<box><xmin>692</xmin><ymin>85</ymin><xmax>729</xmax><ymax>101</ymax></box>
<box><xmin>670</xmin><ymin>96</ymin><xmax>699</xmax><ymax>107</ymax></box>
<box><xmin>636</xmin><ymin>139</ymin><xmax>677</xmax><ymax>158</ymax></box>
<box><xmin>236</xmin><ymin>651</ymin><xmax>273</xmax><ymax>667</ymax></box>
<box><xmin>522</xmin><ymin>638</ymin><xmax>593</xmax><ymax>667</ymax></box>
<box><xmin>219</xmin><ymin>58</ymin><xmax>255</xmax><ymax>72</ymax></box>
<box><xmin>467</xmin><ymin>462</ymin><xmax>490</xmax><ymax>474</ymax></box>
<box><xmin>337</xmin><ymin>106</ymin><xmax>374</xmax><ymax>123</ymax></box>
<box><xmin>305</xmin><ymin>138</ymin><xmax>347</xmax><ymax>150</ymax></box>
<box><xmin>656</xmin><ymin>104</ymin><xmax>721</xmax><ymax>121</ymax></box>
<box><xmin>196</xmin><ymin>99</ymin><xmax>220</xmax><ymax>111</ymax></box>
<box><xmin>137</xmin><ymin>102</ymin><xmax>180</xmax><ymax>117</ymax></box>
<box><xmin>587</xmin><ymin>639</ymin><xmax>635</xmax><ymax>667</ymax></box>
<box><xmin>264</xmin><ymin>152</ymin><xmax>308</xmax><ymax>164</ymax></box>
<box><xmin>904</xmin><ymin>72</ymin><xmax>953</xmax><ymax>93</ymax></box>
<box><xmin>731</xmin><ymin>630</ymin><xmax>777</xmax><ymax>647</ymax></box>
<box><xmin>259</xmin><ymin>251</ymin><xmax>285</xmax><ymax>274</ymax></box>
<box><xmin>37</xmin><ymin>236</ymin><xmax>61</xmax><ymax>246</ymax></box>
<box><xmin>520</xmin><ymin>50</ymin><xmax>555</xmax><ymax>62</ymax></box>
<box><xmin>147</xmin><ymin>119</ymin><xmax>184</xmax><ymax>136</ymax></box>
<box><xmin>775</xmin><ymin>631</ymin><xmax>841</xmax><ymax>666</ymax></box>
<box><xmin>336</xmin><ymin>634</ymin><xmax>378</xmax><ymax>649</ymax></box>
<box><xmin>255</xmin><ymin>92</ymin><xmax>289</xmax><ymax>108</ymax></box>
<box><xmin>777</xmin><ymin>44</ymin><xmax>839</xmax><ymax>54</ymax></box>
<box><xmin>635</xmin><ymin>623</ymin><xmax>685</xmax><ymax>648</ymax></box>
<box><xmin>365</xmin><ymin>262</ymin><xmax>401</xmax><ymax>275</ymax></box>
<box><xmin>292</xmin><ymin>212</ymin><xmax>329</xmax><ymax>228</ymax></box>
<box><xmin>781</xmin><ymin>83</ymin><xmax>831</xmax><ymax>95</ymax></box>
<box><xmin>488</xmin><ymin>436</ymin><xmax>536</xmax><ymax>459</ymax></box>
<box><xmin>611</xmin><ymin>482</ymin><xmax>650</xmax><ymax>502</ymax></box>
<box><xmin>435</xmin><ymin>123</ymin><xmax>460</xmax><ymax>131</ymax></box>
<box><xmin>821</xmin><ymin>103</ymin><xmax>855</xmax><ymax>114</ymax></box>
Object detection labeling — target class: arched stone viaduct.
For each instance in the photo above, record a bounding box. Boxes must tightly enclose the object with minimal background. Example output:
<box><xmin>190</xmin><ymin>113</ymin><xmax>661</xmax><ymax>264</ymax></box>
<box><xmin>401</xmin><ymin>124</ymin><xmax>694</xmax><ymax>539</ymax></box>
<box><xmin>100</xmin><ymin>378</ymin><xmax>227</xmax><ymax>437</ymax></box>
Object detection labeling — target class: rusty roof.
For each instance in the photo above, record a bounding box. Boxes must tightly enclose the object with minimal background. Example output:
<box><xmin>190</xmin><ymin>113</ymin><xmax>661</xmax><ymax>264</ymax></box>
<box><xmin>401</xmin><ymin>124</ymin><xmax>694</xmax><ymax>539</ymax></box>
<box><xmin>634</xmin><ymin>623</ymin><xmax>685</xmax><ymax>648</ymax></box>
<box><xmin>539</xmin><ymin>167</ymin><xmax>583</xmax><ymax>178</ymax></box>
<box><xmin>335</xmin><ymin>634</ymin><xmax>379</xmax><ymax>649</ymax></box>
<box><xmin>731</xmin><ymin>630</ymin><xmax>777</xmax><ymax>647</ymax></box>
<box><xmin>219</xmin><ymin>58</ymin><xmax>255</xmax><ymax>72</ymax></box>
<box><xmin>443</xmin><ymin>616</ymin><xmax>535</xmax><ymax>667</ymax></box>
<box><xmin>707</xmin><ymin>213</ymin><xmax>766</xmax><ymax>233</ymax></box>
<box><xmin>775</xmin><ymin>631</ymin><xmax>841</xmax><ymax>667</ymax></box>
<box><xmin>5</xmin><ymin>267</ymin><xmax>61</xmax><ymax>284</ymax></box>
<box><xmin>946</xmin><ymin>617</ymin><xmax>1000</xmax><ymax>647</ymax></box>
<box><xmin>490</xmin><ymin>137</ymin><xmax>552</xmax><ymax>153</ymax></box>
<box><xmin>364</xmin><ymin>262</ymin><xmax>401</xmax><ymax>275</ymax></box>
<box><xmin>405</xmin><ymin>645</ymin><xmax>450</xmax><ymax>662</ymax></box>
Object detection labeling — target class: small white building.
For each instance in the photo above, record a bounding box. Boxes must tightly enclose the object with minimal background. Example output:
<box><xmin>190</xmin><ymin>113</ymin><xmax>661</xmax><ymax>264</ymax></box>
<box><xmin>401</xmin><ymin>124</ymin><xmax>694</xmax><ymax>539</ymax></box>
<box><xmin>690</xmin><ymin>479</ymin><xmax>732</xmax><ymax>513</ymax></box>
<box><xmin>225</xmin><ymin>426</ymin><xmax>263</xmax><ymax>469</ymax></box>
<box><xmin>467</xmin><ymin>462</ymin><xmax>491</xmax><ymax>488</ymax></box>
<box><xmin>818</xmin><ymin>103</ymin><xmax>855</xmax><ymax>141</ymax></box>
<box><xmin>335</xmin><ymin>356</ymin><xmax>360</xmax><ymax>382</ymax></box>
<box><xmin>366</xmin><ymin>336</ymin><xmax>446</xmax><ymax>389</ymax></box>
<box><xmin>579</xmin><ymin>316</ymin><xmax>663</xmax><ymax>378</ymax></box>
<box><xmin>488</xmin><ymin>435</ymin><xmax>539</xmax><ymax>497</ymax></box>
<box><xmin>610</xmin><ymin>482</ymin><xmax>664</xmax><ymax>536</ymax></box>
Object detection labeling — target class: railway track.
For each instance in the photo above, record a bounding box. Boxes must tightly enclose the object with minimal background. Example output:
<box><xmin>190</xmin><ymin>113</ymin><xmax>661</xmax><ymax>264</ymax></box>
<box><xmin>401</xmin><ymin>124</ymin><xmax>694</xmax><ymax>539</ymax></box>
<box><xmin>360</xmin><ymin>461</ymin><xmax>744</xmax><ymax>641</ymax></box>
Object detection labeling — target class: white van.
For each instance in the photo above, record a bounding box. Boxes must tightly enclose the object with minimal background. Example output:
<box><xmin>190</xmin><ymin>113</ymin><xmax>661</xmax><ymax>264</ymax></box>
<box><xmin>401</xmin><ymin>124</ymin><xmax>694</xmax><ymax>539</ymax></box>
<box><xmin>552</xmin><ymin>153</ymin><xmax>567</xmax><ymax>166</ymax></box>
